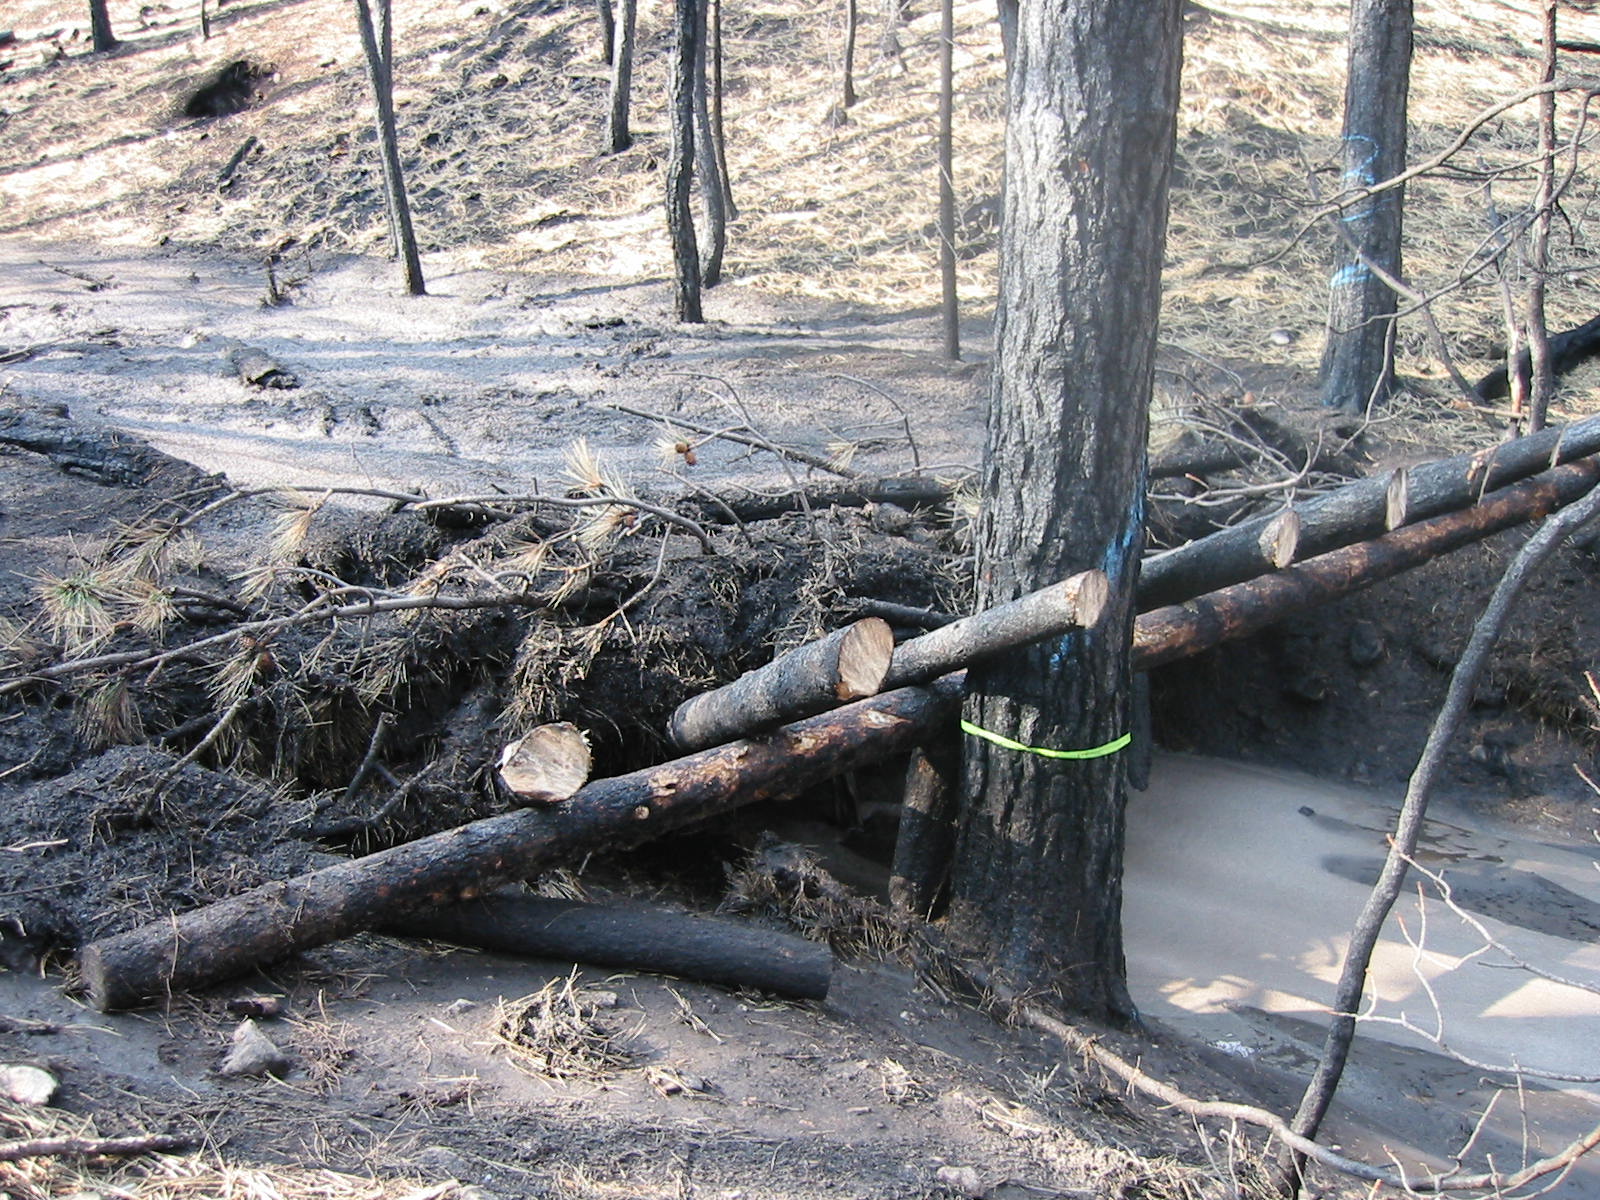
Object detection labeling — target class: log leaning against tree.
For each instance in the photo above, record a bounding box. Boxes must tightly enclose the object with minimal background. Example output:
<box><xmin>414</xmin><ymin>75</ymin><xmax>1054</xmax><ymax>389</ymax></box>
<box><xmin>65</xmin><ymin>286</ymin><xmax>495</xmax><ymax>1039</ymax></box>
<box><xmin>1474</xmin><ymin>312</ymin><xmax>1600</xmax><ymax>400</ymax></box>
<box><xmin>1138</xmin><ymin>412</ymin><xmax>1600</xmax><ymax>608</ymax></box>
<box><xmin>80</xmin><ymin>681</ymin><xmax>961</xmax><ymax>1011</ymax></box>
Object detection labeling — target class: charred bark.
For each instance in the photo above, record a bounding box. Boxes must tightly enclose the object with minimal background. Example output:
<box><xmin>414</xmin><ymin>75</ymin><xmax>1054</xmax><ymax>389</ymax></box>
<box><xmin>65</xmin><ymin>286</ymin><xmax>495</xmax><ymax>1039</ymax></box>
<box><xmin>353</xmin><ymin>0</ymin><xmax>426</xmax><ymax>295</ymax></box>
<box><xmin>606</xmin><ymin>0</ymin><xmax>637</xmax><ymax>152</ymax></box>
<box><xmin>668</xmin><ymin>0</ymin><xmax>704</xmax><ymax>321</ymax></box>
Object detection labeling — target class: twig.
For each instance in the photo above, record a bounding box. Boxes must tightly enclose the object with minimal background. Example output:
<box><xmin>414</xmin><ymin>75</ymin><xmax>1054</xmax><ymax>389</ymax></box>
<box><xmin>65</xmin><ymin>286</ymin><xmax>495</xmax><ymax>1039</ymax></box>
<box><xmin>0</xmin><ymin>1131</ymin><xmax>193</xmax><ymax>1163</ymax></box>
<box><xmin>606</xmin><ymin>398</ymin><xmax>859</xmax><ymax>479</ymax></box>
<box><xmin>344</xmin><ymin>712</ymin><xmax>395</xmax><ymax>803</ymax></box>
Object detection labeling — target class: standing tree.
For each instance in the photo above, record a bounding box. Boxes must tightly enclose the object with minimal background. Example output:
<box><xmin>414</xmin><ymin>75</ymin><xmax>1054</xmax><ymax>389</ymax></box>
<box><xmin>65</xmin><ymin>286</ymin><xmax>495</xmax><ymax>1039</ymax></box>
<box><xmin>947</xmin><ymin>0</ymin><xmax>1184</xmax><ymax>1023</ymax></box>
<box><xmin>1320</xmin><ymin>0</ymin><xmax>1413</xmax><ymax>412</ymax></box>
<box><xmin>88</xmin><ymin>0</ymin><xmax>117</xmax><ymax>51</ymax></box>
<box><xmin>594</xmin><ymin>0</ymin><xmax>616</xmax><ymax>65</ymax></box>
<box><xmin>694</xmin><ymin>0</ymin><xmax>728</xmax><ymax>287</ymax></box>
<box><xmin>841</xmin><ymin>0</ymin><xmax>860</xmax><ymax>109</ymax></box>
<box><xmin>936</xmin><ymin>0</ymin><xmax>958</xmax><ymax>360</ymax></box>
<box><xmin>606</xmin><ymin>0</ymin><xmax>638</xmax><ymax>152</ymax></box>
<box><xmin>668</xmin><ymin>0</ymin><xmax>704</xmax><ymax>321</ymax></box>
<box><xmin>352</xmin><ymin>0</ymin><xmax>426</xmax><ymax>295</ymax></box>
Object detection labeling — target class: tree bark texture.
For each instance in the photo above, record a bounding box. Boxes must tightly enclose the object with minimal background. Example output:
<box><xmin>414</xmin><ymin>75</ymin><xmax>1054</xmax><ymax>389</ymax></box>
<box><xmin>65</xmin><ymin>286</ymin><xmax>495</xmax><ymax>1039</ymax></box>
<box><xmin>668</xmin><ymin>0</ymin><xmax>704</xmax><ymax>322</ymax></box>
<box><xmin>395</xmin><ymin>894</ymin><xmax>832</xmax><ymax>999</ymax></box>
<box><xmin>710</xmin><ymin>0</ymin><xmax>736</xmax><ymax>216</ymax></box>
<box><xmin>80</xmin><ymin>683</ymin><xmax>959</xmax><ymax>1010</ymax></box>
<box><xmin>607</xmin><ymin>0</ymin><xmax>637</xmax><ymax>152</ymax></box>
<box><xmin>668</xmin><ymin>619</ymin><xmax>894</xmax><ymax>751</ymax></box>
<box><xmin>88</xmin><ymin>0</ymin><xmax>117</xmax><ymax>51</ymax></box>
<box><xmin>353</xmin><ymin>0</ymin><xmax>426</xmax><ymax>295</ymax></box>
<box><xmin>1134</xmin><ymin>457</ymin><xmax>1600</xmax><ymax>671</ymax></box>
<box><xmin>842</xmin><ymin>0</ymin><xmax>859</xmax><ymax>108</ymax></box>
<box><xmin>1523</xmin><ymin>1</ymin><xmax>1559</xmax><ymax>433</ymax></box>
<box><xmin>1137</xmin><ymin>411</ymin><xmax>1600</xmax><ymax>608</ymax></box>
<box><xmin>951</xmin><ymin>0</ymin><xmax>1183</xmax><ymax>1021</ymax></box>
<box><xmin>1319</xmin><ymin>0</ymin><xmax>1412</xmax><ymax>412</ymax></box>
<box><xmin>937</xmin><ymin>0</ymin><xmax>959</xmax><ymax>360</ymax></box>
<box><xmin>890</xmin><ymin>740</ymin><xmax>959</xmax><ymax>918</ymax></box>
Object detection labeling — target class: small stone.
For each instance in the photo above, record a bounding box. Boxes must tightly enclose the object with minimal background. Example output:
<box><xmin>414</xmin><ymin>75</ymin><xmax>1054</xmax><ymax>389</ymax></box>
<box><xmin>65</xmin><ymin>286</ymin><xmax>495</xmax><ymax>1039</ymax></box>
<box><xmin>934</xmin><ymin>1164</ymin><xmax>984</xmax><ymax>1196</ymax></box>
<box><xmin>219</xmin><ymin>1019</ymin><xmax>292</xmax><ymax>1078</ymax></box>
<box><xmin>1266</xmin><ymin>328</ymin><xmax>1298</xmax><ymax>346</ymax></box>
<box><xmin>444</xmin><ymin>998</ymin><xmax>478</xmax><ymax>1016</ymax></box>
<box><xmin>1347</xmin><ymin>620</ymin><xmax>1385</xmax><ymax>668</ymax></box>
<box><xmin>0</xmin><ymin>1063</ymin><xmax>58</xmax><ymax>1106</ymax></box>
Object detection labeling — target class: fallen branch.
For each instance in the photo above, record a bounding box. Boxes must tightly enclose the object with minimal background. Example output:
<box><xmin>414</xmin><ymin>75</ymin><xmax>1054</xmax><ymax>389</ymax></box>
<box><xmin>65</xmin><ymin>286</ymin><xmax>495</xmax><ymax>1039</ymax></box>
<box><xmin>0</xmin><ymin>1132</ymin><xmax>194</xmax><ymax>1163</ymax></box>
<box><xmin>393</xmin><ymin>893</ymin><xmax>832</xmax><ymax>999</ymax></box>
<box><xmin>1134</xmin><ymin>456</ymin><xmax>1600</xmax><ymax>669</ymax></box>
<box><xmin>80</xmin><ymin>681</ymin><xmax>960</xmax><ymax>1010</ymax></box>
<box><xmin>1138</xmin><ymin>414</ymin><xmax>1600</xmax><ymax>607</ymax></box>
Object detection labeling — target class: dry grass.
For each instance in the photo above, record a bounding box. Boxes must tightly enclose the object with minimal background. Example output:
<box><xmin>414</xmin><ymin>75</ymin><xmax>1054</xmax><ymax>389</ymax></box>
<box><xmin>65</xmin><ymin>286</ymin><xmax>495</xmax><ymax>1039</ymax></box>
<box><xmin>490</xmin><ymin>971</ymin><xmax>636</xmax><ymax>1081</ymax></box>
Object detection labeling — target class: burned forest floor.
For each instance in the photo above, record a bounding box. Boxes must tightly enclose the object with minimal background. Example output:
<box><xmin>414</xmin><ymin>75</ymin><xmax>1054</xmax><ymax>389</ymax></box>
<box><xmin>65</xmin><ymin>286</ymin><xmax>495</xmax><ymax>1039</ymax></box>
<box><xmin>4</xmin><ymin>0</ymin><xmax>1600</xmax><ymax>1197</ymax></box>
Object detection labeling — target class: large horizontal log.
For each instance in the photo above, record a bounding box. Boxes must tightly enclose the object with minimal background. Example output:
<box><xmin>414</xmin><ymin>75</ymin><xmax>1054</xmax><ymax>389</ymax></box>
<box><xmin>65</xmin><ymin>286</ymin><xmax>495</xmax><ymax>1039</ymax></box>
<box><xmin>1138</xmin><ymin>413</ymin><xmax>1600</xmax><ymax>608</ymax></box>
<box><xmin>882</xmin><ymin>569</ymin><xmax>1109</xmax><ymax>689</ymax></box>
<box><xmin>80</xmin><ymin>681</ymin><xmax>961</xmax><ymax>1011</ymax></box>
<box><xmin>394</xmin><ymin>894</ymin><xmax>833</xmax><ymax>1000</ymax></box>
<box><xmin>669</xmin><ymin>619</ymin><xmax>894</xmax><ymax>751</ymax></box>
<box><xmin>0</xmin><ymin>405</ymin><xmax>221</xmax><ymax>493</ymax></box>
<box><xmin>1133</xmin><ymin>457</ymin><xmax>1600</xmax><ymax>670</ymax></box>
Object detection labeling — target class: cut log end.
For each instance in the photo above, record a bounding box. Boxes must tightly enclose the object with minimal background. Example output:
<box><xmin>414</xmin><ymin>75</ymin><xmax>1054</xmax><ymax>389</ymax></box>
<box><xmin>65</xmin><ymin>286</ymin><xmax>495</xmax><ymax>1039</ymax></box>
<box><xmin>1259</xmin><ymin>509</ymin><xmax>1301</xmax><ymax>569</ymax></box>
<box><xmin>835</xmin><ymin>617</ymin><xmax>894</xmax><ymax>700</ymax></box>
<box><xmin>1075</xmin><ymin>569</ymin><xmax>1111</xmax><ymax>628</ymax></box>
<box><xmin>498</xmin><ymin>722</ymin><xmax>592</xmax><ymax>803</ymax></box>
<box><xmin>1385</xmin><ymin>467</ymin><xmax>1410</xmax><ymax>531</ymax></box>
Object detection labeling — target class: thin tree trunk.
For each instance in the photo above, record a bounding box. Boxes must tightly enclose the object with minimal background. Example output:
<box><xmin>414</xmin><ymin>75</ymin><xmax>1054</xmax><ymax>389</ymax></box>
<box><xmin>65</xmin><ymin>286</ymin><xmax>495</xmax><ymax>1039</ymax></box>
<box><xmin>352</xmin><ymin>0</ymin><xmax>426</xmax><ymax>295</ymax></box>
<box><xmin>1319</xmin><ymin>0</ymin><xmax>1412</xmax><ymax>412</ymax></box>
<box><xmin>376</xmin><ymin>0</ymin><xmax>400</xmax><ymax>260</ymax></box>
<box><xmin>937</xmin><ymin>0</ymin><xmax>959</xmax><ymax>360</ymax></box>
<box><xmin>594</xmin><ymin>0</ymin><xmax>616</xmax><ymax>64</ymax></box>
<box><xmin>607</xmin><ymin>0</ymin><xmax>637</xmax><ymax>152</ymax></box>
<box><xmin>1526</xmin><ymin>2</ymin><xmax>1558</xmax><ymax>433</ymax></box>
<box><xmin>669</xmin><ymin>0</ymin><xmax>704</xmax><ymax>321</ymax></box>
<box><xmin>949</xmin><ymin>0</ymin><xmax>1183</xmax><ymax>1023</ymax></box>
<box><xmin>694</xmin><ymin>0</ymin><xmax>728</xmax><ymax>289</ymax></box>
<box><xmin>200</xmin><ymin>0</ymin><xmax>211</xmax><ymax>40</ymax></box>
<box><xmin>88</xmin><ymin>0</ymin><xmax>117</xmax><ymax>51</ymax></box>
<box><xmin>842</xmin><ymin>0</ymin><xmax>859</xmax><ymax>108</ymax></box>
<box><xmin>711</xmin><ymin>0</ymin><xmax>736</xmax><ymax>216</ymax></box>
<box><xmin>1274</xmin><ymin>473</ymin><xmax>1600</xmax><ymax>1195</ymax></box>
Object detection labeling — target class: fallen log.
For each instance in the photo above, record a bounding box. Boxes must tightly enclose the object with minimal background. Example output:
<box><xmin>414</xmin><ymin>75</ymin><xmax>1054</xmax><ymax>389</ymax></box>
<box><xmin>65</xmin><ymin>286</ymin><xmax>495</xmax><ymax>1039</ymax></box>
<box><xmin>1138</xmin><ymin>413</ymin><xmax>1600</xmax><ymax>607</ymax></box>
<box><xmin>1133</xmin><ymin>457</ymin><xmax>1600</xmax><ymax>670</ymax></box>
<box><xmin>1474</xmin><ymin>311</ymin><xmax>1600</xmax><ymax>400</ymax></box>
<box><xmin>888</xmin><ymin>740</ymin><xmax>959</xmax><ymax>920</ymax></box>
<box><xmin>80</xmin><ymin>681</ymin><xmax>960</xmax><ymax>1011</ymax></box>
<box><xmin>0</xmin><ymin>405</ymin><xmax>222</xmax><ymax>493</ymax></box>
<box><xmin>882</xmin><ymin>569</ymin><xmax>1109</xmax><ymax>689</ymax></box>
<box><xmin>393</xmin><ymin>894</ymin><xmax>832</xmax><ymax>1000</ymax></box>
<box><xmin>668</xmin><ymin>619</ymin><xmax>895</xmax><ymax>751</ymax></box>
<box><xmin>228</xmin><ymin>346</ymin><xmax>299</xmax><ymax>389</ymax></box>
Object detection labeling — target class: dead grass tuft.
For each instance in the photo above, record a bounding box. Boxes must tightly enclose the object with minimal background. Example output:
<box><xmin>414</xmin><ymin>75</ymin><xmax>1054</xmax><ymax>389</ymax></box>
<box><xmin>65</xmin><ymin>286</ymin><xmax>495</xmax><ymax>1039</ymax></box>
<box><xmin>491</xmin><ymin>971</ymin><xmax>634</xmax><ymax>1082</ymax></box>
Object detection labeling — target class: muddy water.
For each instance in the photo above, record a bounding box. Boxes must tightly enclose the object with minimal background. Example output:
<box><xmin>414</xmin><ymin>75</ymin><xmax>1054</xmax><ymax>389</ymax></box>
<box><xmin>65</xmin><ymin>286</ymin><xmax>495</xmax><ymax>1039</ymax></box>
<box><xmin>1125</xmin><ymin>754</ymin><xmax>1600</xmax><ymax>1192</ymax></box>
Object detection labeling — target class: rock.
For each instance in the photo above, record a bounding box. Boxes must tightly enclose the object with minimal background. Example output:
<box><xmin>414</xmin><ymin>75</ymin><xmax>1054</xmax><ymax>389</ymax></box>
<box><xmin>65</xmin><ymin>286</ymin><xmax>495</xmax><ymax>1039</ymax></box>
<box><xmin>0</xmin><ymin>1062</ymin><xmax>58</xmax><ymax>1105</ymax></box>
<box><xmin>219</xmin><ymin>1018</ymin><xmax>292</xmax><ymax>1078</ymax></box>
<box><xmin>1347</xmin><ymin>620</ymin><xmax>1385</xmax><ymax>667</ymax></box>
<box><xmin>226</xmin><ymin>994</ymin><xmax>283</xmax><ymax>1019</ymax></box>
<box><xmin>934</xmin><ymin>1164</ymin><xmax>984</xmax><ymax>1197</ymax></box>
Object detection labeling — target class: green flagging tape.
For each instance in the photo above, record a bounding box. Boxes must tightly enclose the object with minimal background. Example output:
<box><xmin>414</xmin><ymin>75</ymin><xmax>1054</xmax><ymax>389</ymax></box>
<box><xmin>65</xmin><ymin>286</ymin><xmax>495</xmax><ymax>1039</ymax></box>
<box><xmin>960</xmin><ymin>719</ymin><xmax>1131</xmax><ymax>760</ymax></box>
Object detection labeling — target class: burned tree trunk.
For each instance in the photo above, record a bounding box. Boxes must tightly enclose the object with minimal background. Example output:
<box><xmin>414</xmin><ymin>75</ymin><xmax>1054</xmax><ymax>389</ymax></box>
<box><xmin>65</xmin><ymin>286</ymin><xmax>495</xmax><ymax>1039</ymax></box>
<box><xmin>352</xmin><ymin>0</ymin><xmax>426</xmax><ymax>295</ymax></box>
<box><xmin>88</xmin><ymin>0</ymin><xmax>117</xmax><ymax>51</ymax></box>
<box><xmin>606</xmin><ymin>0</ymin><xmax>638</xmax><ymax>152</ymax></box>
<box><xmin>937</xmin><ymin>0</ymin><xmax>959</xmax><ymax>360</ymax></box>
<box><xmin>81</xmin><ymin>683</ymin><xmax>959</xmax><ymax>1010</ymax></box>
<box><xmin>668</xmin><ymin>0</ymin><xmax>704</xmax><ymax>321</ymax></box>
<box><xmin>1319</xmin><ymin>0</ymin><xmax>1413</xmax><ymax>412</ymax></box>
<box><xmin>693</xmin><ymin>0</ymin><xmax>727</xmax><ymax>288</ymax></box>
